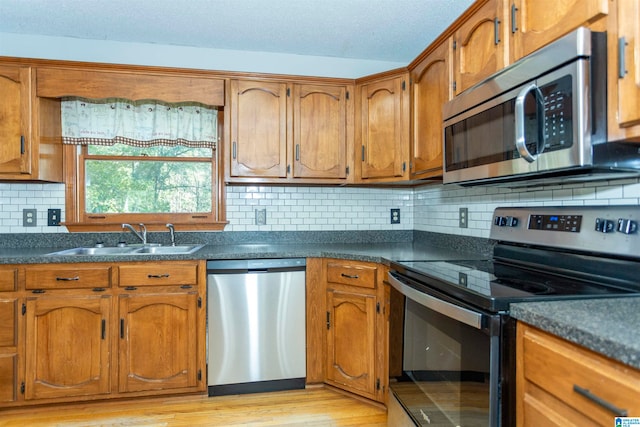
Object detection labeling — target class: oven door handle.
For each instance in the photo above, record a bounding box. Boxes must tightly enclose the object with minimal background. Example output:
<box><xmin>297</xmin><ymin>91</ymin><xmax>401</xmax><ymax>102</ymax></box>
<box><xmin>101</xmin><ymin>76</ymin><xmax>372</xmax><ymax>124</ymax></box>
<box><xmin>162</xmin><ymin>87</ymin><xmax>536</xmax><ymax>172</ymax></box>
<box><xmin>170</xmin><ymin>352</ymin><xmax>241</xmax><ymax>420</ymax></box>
<box><xmin>388</xmin><ymin>272</ymin><xmax>483</xmax><ymax>330</ymax></box>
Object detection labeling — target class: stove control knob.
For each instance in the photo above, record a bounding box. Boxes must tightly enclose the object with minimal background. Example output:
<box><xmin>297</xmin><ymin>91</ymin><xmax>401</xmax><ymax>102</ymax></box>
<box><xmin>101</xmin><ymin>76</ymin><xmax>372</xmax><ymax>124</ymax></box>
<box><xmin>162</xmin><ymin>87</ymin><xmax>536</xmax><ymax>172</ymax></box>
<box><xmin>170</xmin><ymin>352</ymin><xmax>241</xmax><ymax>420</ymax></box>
<box><xmin>617</xmin><ymin>218</ymin><xmax>638</xmax><ymax>234</ymax></box>
<box><xmin>595</xmin><ymin>218</ymin><xmax>615</xmax><ymax>233</ymax></box>
<box><xmin>494</xmin><ymin>216</ymin><xmax>506</xmax><ymax>226</ymax></box>
<box><xmin>505</xmin><ymin>216</ymin><xmax>518</xmax><ymax>227</ymax></box>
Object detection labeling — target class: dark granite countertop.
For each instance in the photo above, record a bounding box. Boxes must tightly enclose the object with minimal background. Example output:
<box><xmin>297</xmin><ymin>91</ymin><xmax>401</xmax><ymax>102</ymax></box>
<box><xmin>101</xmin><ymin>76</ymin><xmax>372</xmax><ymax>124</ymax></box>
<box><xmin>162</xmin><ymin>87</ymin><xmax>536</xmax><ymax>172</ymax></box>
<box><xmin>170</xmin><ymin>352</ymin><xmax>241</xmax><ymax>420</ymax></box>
<box><xmin>0</xmin><ymin>241</ymin><xmax>488</xmax><ymax>265</ymax></box>
<box><xmin>511</xmin><ymin>298</ymin><xmax>640</xmax><ymax>370</ymax></box>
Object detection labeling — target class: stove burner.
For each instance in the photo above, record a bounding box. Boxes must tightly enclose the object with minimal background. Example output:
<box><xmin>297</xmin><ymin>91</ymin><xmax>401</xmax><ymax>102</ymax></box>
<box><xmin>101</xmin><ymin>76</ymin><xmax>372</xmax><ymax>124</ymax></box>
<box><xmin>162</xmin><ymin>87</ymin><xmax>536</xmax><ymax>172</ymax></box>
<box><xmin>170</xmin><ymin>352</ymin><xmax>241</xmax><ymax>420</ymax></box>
<box><xmin>495</xmin><ymin>278</ymin><xmax>554</xmax><ymax>295</ymax></box>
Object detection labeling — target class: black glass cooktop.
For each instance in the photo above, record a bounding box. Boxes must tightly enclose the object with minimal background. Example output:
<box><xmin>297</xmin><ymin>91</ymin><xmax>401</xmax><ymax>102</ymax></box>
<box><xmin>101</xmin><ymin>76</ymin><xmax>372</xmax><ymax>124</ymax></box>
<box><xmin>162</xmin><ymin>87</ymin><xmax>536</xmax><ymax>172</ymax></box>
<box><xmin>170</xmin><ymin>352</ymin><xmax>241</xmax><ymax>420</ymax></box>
<box><xmin>392</xmin><ymin>258</ymin><xmax>640</xmax><ymax>312</ymax></box>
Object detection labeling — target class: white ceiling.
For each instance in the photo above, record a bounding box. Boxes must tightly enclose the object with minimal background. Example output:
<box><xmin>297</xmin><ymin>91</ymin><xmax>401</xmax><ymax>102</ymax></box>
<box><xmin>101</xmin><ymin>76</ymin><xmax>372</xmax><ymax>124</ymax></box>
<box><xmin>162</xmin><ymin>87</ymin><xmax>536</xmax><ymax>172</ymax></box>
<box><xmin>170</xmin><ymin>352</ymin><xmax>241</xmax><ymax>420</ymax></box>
<box><xmin>0</xmin><ymin>0</ymin><xmax>474</xmax><ymax>63</ymax></box>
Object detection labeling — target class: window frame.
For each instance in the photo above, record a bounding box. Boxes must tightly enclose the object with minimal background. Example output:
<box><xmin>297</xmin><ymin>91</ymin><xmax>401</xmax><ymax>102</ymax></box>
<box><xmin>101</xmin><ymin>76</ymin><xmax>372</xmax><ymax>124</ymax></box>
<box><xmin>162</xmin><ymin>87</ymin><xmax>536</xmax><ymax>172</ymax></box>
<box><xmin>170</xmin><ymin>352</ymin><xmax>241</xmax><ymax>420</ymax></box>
<box><xmin>63</xmin><ymin>112</ymin><xmax>227</xmax><ymax>232</ymax></box>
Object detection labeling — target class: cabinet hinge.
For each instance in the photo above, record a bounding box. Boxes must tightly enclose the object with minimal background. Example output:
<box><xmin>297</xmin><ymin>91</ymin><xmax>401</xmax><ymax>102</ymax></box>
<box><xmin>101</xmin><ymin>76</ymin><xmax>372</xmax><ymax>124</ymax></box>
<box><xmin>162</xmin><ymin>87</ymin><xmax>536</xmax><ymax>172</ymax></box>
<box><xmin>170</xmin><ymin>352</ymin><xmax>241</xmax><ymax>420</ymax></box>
<box><xmin>402</xmin><ymin>162</ymin><xmax>407</xmax><ymax>172</ymax></box>
<box><xmin>326</xmin><ymin>311</ymin><xmax>331</xmax><ymax>330</ymax></box>
<box><xmin>376</xmin><ymin>302</ymin><xmax>380</xmax><ymax>313</ymax></box>
<box><xmin>376</xmin><ymin>378</ymin><xmax>380</xmax><ymax>390</ymax></box>
<box><xmin>346</xmin><ymin>91</ymin><xmax>350</xmax><ymax>100</ymax></box>
<box><xmin>198</xmin><ymin>297</ymin><xmax>202</xmax><ymax>308</ymax></box>
<box><xmin>197</xmin><ymin>369</ymin><xmax>202</xmax><ymax>381</ymax></box>
<box><xmin>286</xmin><ymin>88</ymin><xmax>290</xmax><ymax>97</ymax></box>
<box><xmin>345</xmin><ymin>166</ymin><xmax>350</xmax><ymax>176</ymax></box>
<box><xmin>20</xmin><ymin>136</ymin><xmax>25</xmax><ymax>155</ymax></box>
<box><xmin>453</xmin><ymin>81</ymin><xmax>457</xmax><ymax>92</ymax></box>
<box><xmin>22</xmin><ymin>303</ymin><xmax>26</xmax><ymax>316</ymax></box>
<box><xmin>20</xmin><ymin>382</ymin><xmax>25</xmax><ymax>394</ymax></box>
<box><xmin>401</xmin><ymin>80</ymin><xmax>406</xmax><ymax>91</ymax></box>
<box><xmin>287</xmin><ymin>164</ymin><xmax>291</xmax><ymax>173</ymax></box>
<box><xmin>453</xmin><ymin>40</ymin><xmax>457</xmax><ymax>50</ymax></box>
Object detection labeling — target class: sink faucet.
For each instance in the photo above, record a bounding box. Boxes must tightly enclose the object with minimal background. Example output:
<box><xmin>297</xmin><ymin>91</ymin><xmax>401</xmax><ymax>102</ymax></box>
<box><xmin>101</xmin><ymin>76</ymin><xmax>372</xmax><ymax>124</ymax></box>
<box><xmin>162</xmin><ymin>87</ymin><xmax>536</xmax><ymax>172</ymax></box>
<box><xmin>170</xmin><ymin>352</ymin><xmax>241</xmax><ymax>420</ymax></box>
<box><xmin>122</xmin><ymin>223</ymin><xmax>147</xmax><ymax>245</ymax></box>
<box><xmin>166</xmin><ymin>223</ymin><xmax>176</xmax><ymax>246</ymax></box>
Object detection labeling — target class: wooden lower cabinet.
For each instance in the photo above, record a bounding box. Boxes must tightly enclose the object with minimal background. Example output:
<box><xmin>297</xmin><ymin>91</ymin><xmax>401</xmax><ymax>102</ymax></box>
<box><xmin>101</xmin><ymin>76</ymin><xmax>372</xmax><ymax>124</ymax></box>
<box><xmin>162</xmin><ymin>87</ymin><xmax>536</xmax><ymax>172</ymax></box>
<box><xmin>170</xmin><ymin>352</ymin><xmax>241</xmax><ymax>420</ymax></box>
<box><xmin>517</xmin><ymin>322</ymin><xmax>640</xmax><ymax>425</ymax></box>
<box><xmin>118</xmin><ymin>291</ymin><xmax>199</xmax><ymax>393</ymax></box>
<box><xmin>326</xmin><ymin>289</ymin><xmax>377</xmax><ymax>397</ymax></box>
<box><xmin>24</xmin><ymin>295</ymin><xmax>111</xmax><ymax>400</ymax></box>
<box><xmin>322</xmin><ymin>258</ymin><xmax>387</xmax><ymax>403</ymax></box>
<box><xmin>0</xmin><ymin>260</ymin><xmax>206</xmax><ymax>409</ymax></box>
<box><xmin>0</xmin><ymin>296</ymin><xmax>19</xmax><ymax>404</ymax></box>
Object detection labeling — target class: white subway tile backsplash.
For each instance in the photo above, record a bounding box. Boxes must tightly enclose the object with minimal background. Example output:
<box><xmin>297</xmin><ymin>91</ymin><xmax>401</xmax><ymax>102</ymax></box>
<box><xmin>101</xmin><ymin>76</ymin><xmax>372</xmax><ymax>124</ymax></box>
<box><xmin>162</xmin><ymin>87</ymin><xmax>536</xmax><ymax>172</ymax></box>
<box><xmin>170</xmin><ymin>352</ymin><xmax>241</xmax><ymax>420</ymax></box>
<box><xmin>1</xmin><ymin>177</ymin><xmax>638</xmax><ymax>234</ymax></box>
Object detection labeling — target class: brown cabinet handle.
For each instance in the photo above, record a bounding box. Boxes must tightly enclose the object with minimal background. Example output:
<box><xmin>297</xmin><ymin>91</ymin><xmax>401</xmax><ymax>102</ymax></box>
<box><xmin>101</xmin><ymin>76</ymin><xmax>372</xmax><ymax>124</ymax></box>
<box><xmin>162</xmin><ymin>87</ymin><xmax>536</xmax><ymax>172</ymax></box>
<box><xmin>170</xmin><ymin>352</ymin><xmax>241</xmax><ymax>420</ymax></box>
<box><xmin>573</xmin><ymin>385</ymin><xmax>628</xmax><ymax>416</ymax></box>
<box><xmin>147</xmin><ymin>273</ymin><xmax>170</xmax><ymax>279</ymax></box>
<box><xmin>341</xmin><ymin>273</ymin><xmax>359</xmax><ymax>279</ymax></box>
<box><xmin>56</xmin><ymin>276</ymin><xmax>80</xmax><ymax>281</ymax></box>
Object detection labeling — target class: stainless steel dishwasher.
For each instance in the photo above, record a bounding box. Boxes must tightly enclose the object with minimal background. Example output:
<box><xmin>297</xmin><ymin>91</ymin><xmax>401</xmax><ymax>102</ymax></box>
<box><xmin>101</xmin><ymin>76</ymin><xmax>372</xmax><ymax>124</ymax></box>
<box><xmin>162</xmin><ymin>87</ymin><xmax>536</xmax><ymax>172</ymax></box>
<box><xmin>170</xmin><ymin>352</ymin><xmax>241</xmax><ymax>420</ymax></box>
<box><xmin>206</xmin><ymin>258</ymin><xmax>306</xmax><ymax>396</ymax></box>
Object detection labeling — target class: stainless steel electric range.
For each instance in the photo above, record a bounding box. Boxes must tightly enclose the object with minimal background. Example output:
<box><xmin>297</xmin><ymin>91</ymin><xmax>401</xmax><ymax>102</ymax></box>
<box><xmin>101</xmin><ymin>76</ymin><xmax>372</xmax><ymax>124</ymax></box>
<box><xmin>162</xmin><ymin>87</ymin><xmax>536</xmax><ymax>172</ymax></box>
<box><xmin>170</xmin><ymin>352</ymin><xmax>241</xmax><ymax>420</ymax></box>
<box><xmin>388</xmin><ymin>206</ymin><xmax>640</xmax><ymax>426</ymax></box>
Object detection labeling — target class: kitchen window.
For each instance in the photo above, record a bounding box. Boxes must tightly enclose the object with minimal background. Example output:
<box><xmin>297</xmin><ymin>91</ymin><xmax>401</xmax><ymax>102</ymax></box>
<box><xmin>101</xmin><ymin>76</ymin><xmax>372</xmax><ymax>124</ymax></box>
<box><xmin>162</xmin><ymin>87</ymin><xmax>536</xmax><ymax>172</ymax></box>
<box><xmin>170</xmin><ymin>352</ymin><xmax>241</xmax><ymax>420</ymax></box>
<box><xmin>62</xmin><ymin>98</ymin><xmax>226</xmax><ymax>232</ymax></box>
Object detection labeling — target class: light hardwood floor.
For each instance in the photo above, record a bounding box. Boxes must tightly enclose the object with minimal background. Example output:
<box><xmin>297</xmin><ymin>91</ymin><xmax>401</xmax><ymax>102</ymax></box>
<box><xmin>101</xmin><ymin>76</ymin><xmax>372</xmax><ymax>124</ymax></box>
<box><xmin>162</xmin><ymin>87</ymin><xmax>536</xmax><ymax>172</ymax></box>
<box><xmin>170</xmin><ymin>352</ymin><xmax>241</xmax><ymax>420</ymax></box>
<box><xmin>0</xmin><ymin>387</ymin><xmax>388</xmax><ymax>426</ymax></box>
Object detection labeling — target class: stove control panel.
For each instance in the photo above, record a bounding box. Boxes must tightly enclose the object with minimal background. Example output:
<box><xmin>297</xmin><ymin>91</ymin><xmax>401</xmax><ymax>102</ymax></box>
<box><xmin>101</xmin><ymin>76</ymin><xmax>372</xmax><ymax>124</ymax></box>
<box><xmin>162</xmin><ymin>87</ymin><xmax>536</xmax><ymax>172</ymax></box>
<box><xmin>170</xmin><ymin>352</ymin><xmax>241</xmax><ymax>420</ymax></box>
<box><xmin>490</xmin><ymin>206</ymin><xmax>640</xmax><ymax>258</ymax></box>
<box><xmin>529</xmin><ymin>214</ymin><xmax>582</xmax><ymax>232</ymax></box>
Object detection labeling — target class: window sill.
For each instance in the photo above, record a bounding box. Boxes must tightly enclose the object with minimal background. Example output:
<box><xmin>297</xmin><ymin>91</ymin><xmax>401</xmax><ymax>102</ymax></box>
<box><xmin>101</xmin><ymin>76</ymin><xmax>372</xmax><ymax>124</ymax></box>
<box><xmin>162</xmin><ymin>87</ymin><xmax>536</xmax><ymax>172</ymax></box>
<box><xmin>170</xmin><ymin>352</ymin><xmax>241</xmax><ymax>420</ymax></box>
<box><xmin>63</xmin><ymin>221</ymin><xmax>228</xmax><ymax>233</ymax></box>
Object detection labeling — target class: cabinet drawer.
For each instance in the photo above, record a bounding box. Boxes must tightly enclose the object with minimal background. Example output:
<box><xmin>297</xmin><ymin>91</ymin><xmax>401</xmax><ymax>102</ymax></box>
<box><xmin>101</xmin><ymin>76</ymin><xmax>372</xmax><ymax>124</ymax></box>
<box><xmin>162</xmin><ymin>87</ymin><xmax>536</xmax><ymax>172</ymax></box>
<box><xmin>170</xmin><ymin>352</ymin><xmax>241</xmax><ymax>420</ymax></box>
<box><xmin>327</xmin><ymin>262</ymin><xmax>377</xmax><ymax>289</ymax></box>
<box><xmin>119</xmin><ymin>263</ymin><xmax>198</xmax><ymax>287</ymax></box>
<box><xmin>25</xmin><ymin>266</ymin><xmax>112</xmax><ymax>289</ymax></box>
<box><xmin>0</xmin><ymin>268</ymin><xmax>18</xmax><ymax>292</ymax></box>
<box><xmin>521</xmin><ymin>326</ymin><xmax>640</xmax><ymax>423</ymax></box>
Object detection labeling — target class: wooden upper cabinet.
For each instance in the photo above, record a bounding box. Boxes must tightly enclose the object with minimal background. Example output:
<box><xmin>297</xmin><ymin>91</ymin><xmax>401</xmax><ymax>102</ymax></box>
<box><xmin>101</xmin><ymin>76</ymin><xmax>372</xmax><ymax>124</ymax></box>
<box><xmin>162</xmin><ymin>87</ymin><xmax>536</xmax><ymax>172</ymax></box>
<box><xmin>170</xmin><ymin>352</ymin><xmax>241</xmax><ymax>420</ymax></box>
<box><xmin>293</xmin><ymin>84</ymin><xmax>350</xmax><ymax>179</ymax></box>
<box><xmin>358</xmin><ymin>73</ymin><xmax>410</xmax><ymax>181</ymax></box>
<box><xmin>615</xmin><ymin>0</ymin><xmax>640</xmax><ymax>132</ymax></box>
<box><xmin>509</xmin><ymin>0</ymin><xmax>609</xmax><ymax>62</ymax></box>
<box><xmin>0</xmin><ymin>65</ymin><xmax>31</xmax><ymax>175</ymax></box>
<box><xmin>410</xmin><ymin>39</ymin><xmax>453</xmax><ymax>179</ymax></box>
<box><xmin>24</xmin><ymin>295</ymin><xmax>111</xmax><ymax>400</ymax></box>
<box><xmin>453</xmin><ymin>0</ymin><xmax>508</xmax><ymax>95</ymax></box>
<box><xmin>229</xmin><ymin>79</ymin><xmax>288</xmax><ymax>179</ymax></box>
<box><xmin>36</xmin><ymin>67</ymin><xmax>225</xmax><ymax>106</ymax></box>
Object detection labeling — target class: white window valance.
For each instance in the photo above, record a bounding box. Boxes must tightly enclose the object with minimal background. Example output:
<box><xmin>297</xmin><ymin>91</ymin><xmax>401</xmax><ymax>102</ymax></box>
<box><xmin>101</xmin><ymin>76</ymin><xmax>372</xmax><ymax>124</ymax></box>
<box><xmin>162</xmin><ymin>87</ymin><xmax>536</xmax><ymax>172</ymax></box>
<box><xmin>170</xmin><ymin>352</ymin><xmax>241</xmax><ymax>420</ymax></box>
<box><xmin>61</xmin><ymin>97</ymin><xmax>217</xmax><ymax>149</ymax></box>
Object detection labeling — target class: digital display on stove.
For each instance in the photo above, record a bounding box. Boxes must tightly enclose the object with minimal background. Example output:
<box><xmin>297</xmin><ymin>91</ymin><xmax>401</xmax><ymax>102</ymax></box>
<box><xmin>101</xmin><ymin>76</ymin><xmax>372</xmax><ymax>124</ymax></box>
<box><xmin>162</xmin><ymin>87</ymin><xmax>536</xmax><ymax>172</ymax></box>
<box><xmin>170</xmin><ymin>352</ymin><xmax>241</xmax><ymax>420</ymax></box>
<box><xmin>528</xmin><ymin>214</ymin><xmax>582</xmax><ymax>232</ymax></box>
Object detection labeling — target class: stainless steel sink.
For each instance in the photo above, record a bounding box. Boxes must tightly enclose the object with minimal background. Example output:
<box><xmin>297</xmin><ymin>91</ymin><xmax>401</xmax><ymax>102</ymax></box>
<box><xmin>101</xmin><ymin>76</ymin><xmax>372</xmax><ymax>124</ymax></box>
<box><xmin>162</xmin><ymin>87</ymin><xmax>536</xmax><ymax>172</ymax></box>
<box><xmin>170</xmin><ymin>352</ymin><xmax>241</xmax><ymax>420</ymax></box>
<box><xmin>46</xmin><ymin>244</ymin><xmax>204</xmax><ymax>256</ymax></box>
<box><xmin>132</xmin><ymin>245</ymin><xmax>204</xmax><ymax>255</ymax></box>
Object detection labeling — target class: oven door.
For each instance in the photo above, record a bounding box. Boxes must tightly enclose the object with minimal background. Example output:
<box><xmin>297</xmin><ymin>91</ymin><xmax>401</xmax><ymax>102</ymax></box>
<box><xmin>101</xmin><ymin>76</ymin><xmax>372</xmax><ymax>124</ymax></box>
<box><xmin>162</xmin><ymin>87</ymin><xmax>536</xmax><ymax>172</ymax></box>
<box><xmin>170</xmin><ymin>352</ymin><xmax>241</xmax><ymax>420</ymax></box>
<box><xmin>388</xmin><ymin>271</ymin><xmax>514</xmax><ymax>426</ymax></box>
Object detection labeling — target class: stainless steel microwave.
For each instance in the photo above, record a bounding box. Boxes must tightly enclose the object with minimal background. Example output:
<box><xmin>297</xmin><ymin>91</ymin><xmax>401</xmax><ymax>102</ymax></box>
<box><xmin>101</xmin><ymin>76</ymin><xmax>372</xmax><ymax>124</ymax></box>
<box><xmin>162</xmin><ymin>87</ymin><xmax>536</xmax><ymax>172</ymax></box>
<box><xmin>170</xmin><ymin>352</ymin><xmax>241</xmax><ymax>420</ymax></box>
<box><xmin>443</xmin><ymin>27</ymin><xmax>640</xmax><ymax>187</ymax></box>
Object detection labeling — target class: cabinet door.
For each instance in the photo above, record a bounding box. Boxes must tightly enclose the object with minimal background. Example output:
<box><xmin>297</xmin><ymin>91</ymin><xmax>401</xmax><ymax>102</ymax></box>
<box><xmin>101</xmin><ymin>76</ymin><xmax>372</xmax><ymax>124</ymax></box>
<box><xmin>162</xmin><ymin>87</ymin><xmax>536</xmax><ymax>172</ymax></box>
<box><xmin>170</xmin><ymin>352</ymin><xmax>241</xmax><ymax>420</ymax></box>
<box><xmin>326</xmin><ymin>289</ymin><xmax>377</xmax><ymax>399</ymax></box>
<box><xmin>293</xmin><ymin>84</ymin><xmax>348</xmax><ymax>179</ymax></box>
<box><xmin>119</xmin><ymin>292</ymin><xmax>198</xmax><ymax>393</ymax></box>
<box><xmin>359</xmin><ymin>75</ymin><xmax>409</xmax><ymax>180</ymax></box>
<box><xmin>510</xmin><ymin>0</ymin><xmax>608</xmax><ymax>62</ymax></box>
<box><xmin>25</xmin><ymin>295</ymin><xmax>111</xmax><ymax>400</ymax></box>
<box><xmin>230</xmin><ymin>79</ymin><xmax>288</xmax><ymax>178</ymax></box>
<box><xmin>453</xmin><ymin>0</ymin><xmax>508</xmax><ymax>95</ymax></box>
<box><xmin>411</xmin><ymin>39</ymin><xmax>452</xmax><ymax>178</ymax></box>
<box><xmin>0</xmin><ymin>298</ymin><xmax>18</xmax><ymax>403</ymax></box>
<box><xmin>616</xmin><ymin>0</ymin><xmax>640</xmax><ymax>128</ymax></box>
<box><xmin>0</xmin><ymin>65</ymin><xmax>31</xmax><ymax>174</ymax></box>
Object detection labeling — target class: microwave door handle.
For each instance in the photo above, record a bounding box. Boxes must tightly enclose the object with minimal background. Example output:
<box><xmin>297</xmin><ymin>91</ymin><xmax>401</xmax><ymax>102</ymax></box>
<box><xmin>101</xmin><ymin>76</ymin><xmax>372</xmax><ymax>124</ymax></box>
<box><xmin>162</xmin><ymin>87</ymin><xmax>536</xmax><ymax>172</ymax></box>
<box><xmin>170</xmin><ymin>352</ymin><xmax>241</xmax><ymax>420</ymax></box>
<box><xmin>388</xmin><ymin>272</ymin><xmax>483</xmax><ymax>330</ymax></box>
<box><xmin>515</xmin><ymin>83</ymin><xmax>545</xmax><ymax>162</ymax></box>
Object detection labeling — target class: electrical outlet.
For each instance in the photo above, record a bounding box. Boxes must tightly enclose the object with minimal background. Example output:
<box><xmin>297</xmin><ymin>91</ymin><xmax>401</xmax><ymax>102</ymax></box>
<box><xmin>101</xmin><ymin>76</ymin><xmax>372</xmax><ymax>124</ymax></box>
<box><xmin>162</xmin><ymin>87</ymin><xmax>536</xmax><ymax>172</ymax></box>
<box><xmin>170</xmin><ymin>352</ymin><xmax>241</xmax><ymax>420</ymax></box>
<box><xmin>459</xmin><ymin>207</ymin><xmax>468</xmax><ymax>228</ymax></box>
<box><xmin>48</xmin><ymin>208</ymin><xmax>61</xmax><ymax>226</ymax></box>
<box><xmin>390</xmin><ymin>208</ymin><xmax>401</xmax><ymax>224</ymax></box>
<box><xmin>255</xmin><ymin>208</ymin><xmax>267</xmax><ymax>225</ymax></box>
<box><xmin>23</xmin><ymin>208</ymin><xmax>37</xmax><ymax>227</ymax></box>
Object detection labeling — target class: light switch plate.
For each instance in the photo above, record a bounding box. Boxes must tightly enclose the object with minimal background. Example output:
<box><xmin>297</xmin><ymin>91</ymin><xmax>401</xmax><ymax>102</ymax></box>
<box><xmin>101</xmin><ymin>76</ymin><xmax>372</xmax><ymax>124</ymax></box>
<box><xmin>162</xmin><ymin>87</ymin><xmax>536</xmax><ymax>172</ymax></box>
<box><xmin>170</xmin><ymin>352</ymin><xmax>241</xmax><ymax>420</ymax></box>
<box><xmin>255</xmin><ymin>209</ymin><xmax>267</xmax><ymax>225</ymax></box>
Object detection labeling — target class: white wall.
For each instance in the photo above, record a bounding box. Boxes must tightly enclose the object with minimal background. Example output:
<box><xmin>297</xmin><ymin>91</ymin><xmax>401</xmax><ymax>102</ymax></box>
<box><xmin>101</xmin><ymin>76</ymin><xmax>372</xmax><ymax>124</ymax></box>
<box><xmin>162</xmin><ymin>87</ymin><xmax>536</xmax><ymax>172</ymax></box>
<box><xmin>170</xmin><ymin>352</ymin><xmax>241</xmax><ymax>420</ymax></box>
<box><xmin>2</xmin><ymin>179</ymin><xmax>639</xmax><ymax>235</ymax></box>
<box><xmin>0</xmin><ymin>33</ymin><xmax>404</xmax><ymax>79</ymax></box>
